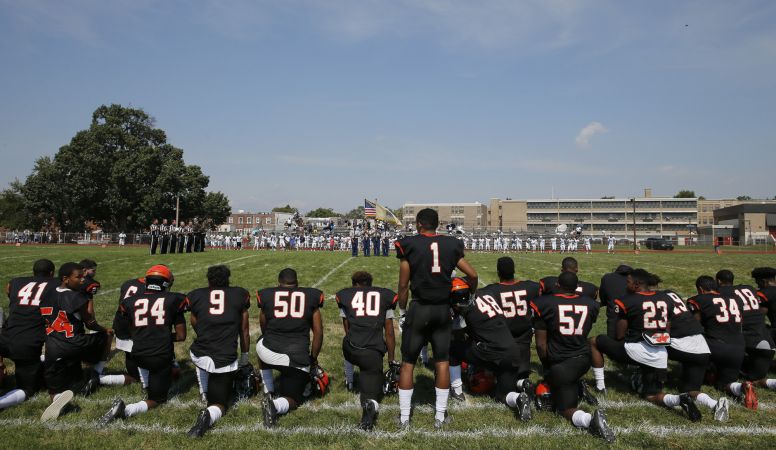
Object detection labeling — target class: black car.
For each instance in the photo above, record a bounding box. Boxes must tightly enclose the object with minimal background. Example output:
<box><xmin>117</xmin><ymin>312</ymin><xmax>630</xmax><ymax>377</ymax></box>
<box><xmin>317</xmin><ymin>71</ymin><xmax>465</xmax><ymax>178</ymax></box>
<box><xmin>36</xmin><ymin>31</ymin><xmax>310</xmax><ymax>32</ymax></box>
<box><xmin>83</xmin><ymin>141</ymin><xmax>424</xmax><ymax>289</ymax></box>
<box><xmin>643</xmin><ymin>237</ymin><xmax>674</xmax><ymax>250</ymax></box>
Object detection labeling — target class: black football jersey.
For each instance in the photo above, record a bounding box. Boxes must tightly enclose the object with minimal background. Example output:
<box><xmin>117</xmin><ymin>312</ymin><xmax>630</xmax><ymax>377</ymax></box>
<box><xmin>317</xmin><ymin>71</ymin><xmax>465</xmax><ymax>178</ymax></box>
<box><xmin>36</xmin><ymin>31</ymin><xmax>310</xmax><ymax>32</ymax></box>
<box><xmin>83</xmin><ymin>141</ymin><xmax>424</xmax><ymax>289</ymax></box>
<box><xmin>41</xmin><ymin>287</ymin><xmax>90</xmax><ymax>341</ymax></box>
<box><xmin>719</xmin><ymin>285</ymin><xmax>771</xmax><ymax>346</ymax></box>
<box><xmin>113</xmin><ymin>278</ymin><xmax>146</xmax><ymax>340</ymax></box>
<box><xmin>120</xmin><ymin>290</ymin><xmax>188</xmax><ymax>357</ymax></box>
<box><xmin>614</xmin><ymin>291</ymin><xmax>674</xmax><ymax>343</ymax></box>
<box><xmin>395</xmin><ymin>233</ymin><xmax>465</xmax><ymax>304</ymax></box>
<box><xmin>336</xmin><ymin>286</ymin><xmax>397</xmax><ymax>353</ymax></box>
<box><xmin>257</xmin><ymin>286</ymin><xmax>324</xmax><ymax>356</ymax></box>
<box><xmin>687</xmin><ymin>292</ymin><xmax>745</xmax><ymax>346</ymax></box>
<box><xmin>540</xmin><ymin>276</ymin><xmax>598</xmax><ymax>300</ymax></box>
<box><xmin>530</xmin><ymin>293</ymin><xmax>599</xmax><ymax>363</ymax></box>
<box><xmin>476</xmin><ymin>281</ymin><xmax>540</xmax><ymax>343</ymax></box>
<box><xmin>462</xmin><ymin>293</ymin><xmax>515</xmax><ymax>354</ymax></box>
<box><xmin>663</xmin><ymin>290</ymin><xmax>704</xmax><ymax>338</ymax></box>
<box><xmin>599</xmin><ymin>272</ymin><xmax>628</xmax><ymax>312</ymax></box>
<box><xmin>757</xmin><ymin>286</ymin><xmax>776</xmax><ymax>328</ymax></box>
<box><xmin>4</xmin><ymin>276</ymin><xmax>58</xmax><ymax>347</ymax></box>
<box><xmin>188</xmin><ymin>286</ymin><xmax>250</xmax><ymax>366</ymax></box>
<box><xmin>80</xmin><ymin>275</ymin><xmax>101</xmax><ymax>299</ymax></box>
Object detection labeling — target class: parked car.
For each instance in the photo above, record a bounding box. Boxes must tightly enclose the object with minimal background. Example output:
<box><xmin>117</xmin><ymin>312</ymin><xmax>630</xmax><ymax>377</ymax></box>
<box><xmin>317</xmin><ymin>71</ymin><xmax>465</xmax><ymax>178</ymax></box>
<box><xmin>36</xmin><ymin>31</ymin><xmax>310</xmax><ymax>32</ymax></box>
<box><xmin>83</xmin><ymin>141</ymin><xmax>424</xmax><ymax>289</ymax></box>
<box><xmin>643</xmin><ymin>237</ymin><xmax>674</xmax><ymax>250</ymax></box>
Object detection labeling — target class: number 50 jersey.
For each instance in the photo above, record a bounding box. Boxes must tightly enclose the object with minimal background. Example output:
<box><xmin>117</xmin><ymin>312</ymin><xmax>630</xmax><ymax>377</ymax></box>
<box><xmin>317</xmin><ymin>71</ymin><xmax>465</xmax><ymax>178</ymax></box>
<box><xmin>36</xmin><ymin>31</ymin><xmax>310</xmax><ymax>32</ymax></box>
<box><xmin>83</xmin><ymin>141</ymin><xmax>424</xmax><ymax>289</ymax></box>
<box><xmin>257</xmin><ymin>286</ymin><xmax>324</xmax><ymax>357</ymax></box>
<box><xmin>120</xmin><ymin>291</ymin><xmax>188</xmax><ymax>358</ymax></box>
<box><xmin>336</xmin><ymin>286</ymin><xmax>397</xmax><ymax>353</ymax></box>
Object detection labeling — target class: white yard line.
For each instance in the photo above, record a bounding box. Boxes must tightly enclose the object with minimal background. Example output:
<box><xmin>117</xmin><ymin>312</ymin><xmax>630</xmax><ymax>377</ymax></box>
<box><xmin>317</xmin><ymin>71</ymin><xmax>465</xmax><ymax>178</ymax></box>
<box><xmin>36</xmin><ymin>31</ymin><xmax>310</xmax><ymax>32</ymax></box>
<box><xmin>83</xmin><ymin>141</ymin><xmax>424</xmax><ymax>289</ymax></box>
<box><xmin>312</xmin><ymin>257</ymin><xmax>353</xmax><ymax>288</ymax></box>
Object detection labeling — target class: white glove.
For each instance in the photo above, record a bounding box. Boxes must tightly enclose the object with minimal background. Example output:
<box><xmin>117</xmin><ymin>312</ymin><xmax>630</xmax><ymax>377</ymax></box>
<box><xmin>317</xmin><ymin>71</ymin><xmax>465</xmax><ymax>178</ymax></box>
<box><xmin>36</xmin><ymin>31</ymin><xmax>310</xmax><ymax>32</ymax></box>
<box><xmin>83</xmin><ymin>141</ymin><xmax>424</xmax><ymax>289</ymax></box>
<box><xmin>398</xmin><ymin>308</ymin><xmax>407</xmax><ymax>334</ymax></box>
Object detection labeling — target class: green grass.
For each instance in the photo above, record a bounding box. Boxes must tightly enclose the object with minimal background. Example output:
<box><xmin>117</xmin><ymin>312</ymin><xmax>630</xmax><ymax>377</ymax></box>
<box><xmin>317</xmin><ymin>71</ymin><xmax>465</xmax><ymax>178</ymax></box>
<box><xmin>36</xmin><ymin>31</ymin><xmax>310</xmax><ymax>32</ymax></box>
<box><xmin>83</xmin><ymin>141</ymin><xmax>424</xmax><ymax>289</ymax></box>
<box><xmin>1</xmin><ymin>244</ymin><xmax>775</xmax><ymax>449</ymax></box>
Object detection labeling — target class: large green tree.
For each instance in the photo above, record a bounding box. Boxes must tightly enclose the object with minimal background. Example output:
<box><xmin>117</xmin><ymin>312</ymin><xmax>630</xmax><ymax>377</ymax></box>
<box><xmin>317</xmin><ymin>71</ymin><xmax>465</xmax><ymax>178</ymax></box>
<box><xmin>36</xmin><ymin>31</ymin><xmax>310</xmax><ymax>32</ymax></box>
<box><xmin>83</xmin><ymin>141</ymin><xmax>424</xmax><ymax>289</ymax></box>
<box><xmin>673</xmin><ymin>190</ymin><xmax>697</xmax><ymax>198</ymax></box>
<box><xmin>0</xmin><ymin>181</ymin><xmax>33</xmax><ymax>230</ymax></box>
<box><xmin>306</xmin><ymin>207</ymin><xmax>340</xmax><ymax>218</ymax></box>
<box><xmin>19</xmin><ymin>104</ymin><xmax>230</xmax><ymax>231</ymax></box>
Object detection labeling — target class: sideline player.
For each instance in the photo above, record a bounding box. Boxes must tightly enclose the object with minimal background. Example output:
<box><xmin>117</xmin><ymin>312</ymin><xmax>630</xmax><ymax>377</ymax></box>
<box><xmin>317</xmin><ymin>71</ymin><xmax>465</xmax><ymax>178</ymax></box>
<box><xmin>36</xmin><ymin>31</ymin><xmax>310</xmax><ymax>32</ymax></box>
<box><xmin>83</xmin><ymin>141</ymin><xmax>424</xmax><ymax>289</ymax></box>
<box><xmin>257</xmin><ymin>268</ymin><xmax>324</xmax><ymax>427</ymax></box>
<box><xmin>186</xmin><ymin>265</ymin><xmax>251</xmax><ymax>437</ymax></box>
<box><xmin>395</xmin><ymin>208</ymin><xmax>478</xmax><ymax>429</ymax></box>
<box><xmin>0</xmin><ymin>260</ymin><xmax>57</xmax><ymax>412</ymax></box>
<box><xmin>336</xmin><ymin>271</ymin><xmax>397</xmax><ymax>430</ymax></box>
<box><xmin>531</xmin><ymin>272</ymin><xmax>613</xmax><ymax>442</ymax></box>
<box><xmin>41</xmin><ymin>262</ymin><xmax>113</xmax><ymax>421</ymax></box>
<box><xmin>99</xmin><ymin>265</ymin><xmax>188</xmax><ymax>425</ymax></box>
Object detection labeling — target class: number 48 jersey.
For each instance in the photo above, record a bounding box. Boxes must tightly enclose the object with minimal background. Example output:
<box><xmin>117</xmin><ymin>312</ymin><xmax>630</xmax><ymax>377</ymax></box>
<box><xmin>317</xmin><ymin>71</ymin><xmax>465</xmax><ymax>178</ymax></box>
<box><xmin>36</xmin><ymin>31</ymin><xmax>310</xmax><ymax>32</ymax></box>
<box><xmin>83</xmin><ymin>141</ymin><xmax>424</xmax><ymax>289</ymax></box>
<box><xmin>120</xmin><ymin>291</ymin><xmax>188</xmax><ymax>358</ymax></box>
<box><xmin>530</xmin><ymin>293</ymin><xmax>599</xmax><ymax>363</ymax></box>
<box><xmin>187</xmin><ymin>286</ymin><xmax>250</xmax><ymax>367</ymax></box>
<box><xmin>336</xmin><ymin>286</ymin><xmax>397</xmax><ymax>353</ymax></box>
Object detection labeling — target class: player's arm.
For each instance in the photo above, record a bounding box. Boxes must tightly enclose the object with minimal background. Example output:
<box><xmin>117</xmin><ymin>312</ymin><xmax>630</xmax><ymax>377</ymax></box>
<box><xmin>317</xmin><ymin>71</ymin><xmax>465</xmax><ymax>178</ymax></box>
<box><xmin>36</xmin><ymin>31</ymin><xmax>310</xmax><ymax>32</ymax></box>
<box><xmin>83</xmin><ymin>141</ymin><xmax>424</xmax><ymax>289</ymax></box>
<box><xmin>310</xmin><ymin>308</ymin><xmax>323</xmax><ymax>364</ymax></box>
<box><xmin>82</xmin><ymin>299</ymin><xmax>111</xmax><ymax>334</ymax></box>
<box><xmin>456</xmin><ymin>258</ymin><xmax>478</xmax><ymax>294</ymax></box>
<box><xmin>240</xmin><ymin>308</ymin><xmax>250</xmax><ymax>354</ymax></box>
<box><xmin>174</xmin><ymin>321</ymin><xmax>186</xmax><ymax>342</ymax></box>
<box><xmin>397</xmin><ymin>259</ymin><xmax>411</xmax><ymax>310</ymax></box>
<box><xmin>615</xmin><ymin>318</ymin><xmax>627</xmax><ymax>341</ymax></box>
<box><xmin>385</xmin><ymin>317</ymin><xmax>396</xmax><ymax>362</ymax></box>
<box><xmin>259</xmin><ymin>310</ymin><xmax>267</xmax><ymax>333</ymax></box>
<box><xmin>534</xmin><ymin>328</ymin><xmax>548</xmax><ymax>365</ymax></box>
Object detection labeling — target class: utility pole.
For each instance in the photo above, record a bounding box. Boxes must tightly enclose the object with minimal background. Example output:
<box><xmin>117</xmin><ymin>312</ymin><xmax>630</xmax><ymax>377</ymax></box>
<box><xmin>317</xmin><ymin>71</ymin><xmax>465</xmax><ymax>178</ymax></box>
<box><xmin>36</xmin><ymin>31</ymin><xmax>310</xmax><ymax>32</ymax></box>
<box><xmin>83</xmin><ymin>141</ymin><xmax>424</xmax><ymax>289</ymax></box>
<box><xmin>175</xmin><ymin>195</ymin><xmax>180</xmax><ymax>224</ymax></box>
<box><xmin>632</xmin><ymin>198</ymin><xmax>637</xmax><ymax>253</ymax></box>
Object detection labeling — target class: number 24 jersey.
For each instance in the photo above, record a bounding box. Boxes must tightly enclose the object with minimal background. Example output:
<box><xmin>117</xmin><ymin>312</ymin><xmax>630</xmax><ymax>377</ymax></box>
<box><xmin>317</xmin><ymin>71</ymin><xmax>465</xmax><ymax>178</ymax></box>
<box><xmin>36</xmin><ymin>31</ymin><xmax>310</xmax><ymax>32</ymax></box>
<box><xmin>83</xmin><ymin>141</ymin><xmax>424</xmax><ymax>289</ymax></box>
<box><xmin>120</xmin><ymin>290</ymin><xmax>188</xmax><ymax>357</ymax></box>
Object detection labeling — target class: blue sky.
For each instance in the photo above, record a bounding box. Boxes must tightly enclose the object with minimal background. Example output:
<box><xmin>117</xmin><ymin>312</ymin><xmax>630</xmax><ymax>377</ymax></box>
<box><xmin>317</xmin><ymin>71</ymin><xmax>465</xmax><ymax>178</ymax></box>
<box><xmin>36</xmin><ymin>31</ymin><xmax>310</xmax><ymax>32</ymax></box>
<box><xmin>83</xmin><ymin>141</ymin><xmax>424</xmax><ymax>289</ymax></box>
<box><xmin>1</xmin><ymin>1</ymin><xmax>775</xmax><ymax>213</ymax></box>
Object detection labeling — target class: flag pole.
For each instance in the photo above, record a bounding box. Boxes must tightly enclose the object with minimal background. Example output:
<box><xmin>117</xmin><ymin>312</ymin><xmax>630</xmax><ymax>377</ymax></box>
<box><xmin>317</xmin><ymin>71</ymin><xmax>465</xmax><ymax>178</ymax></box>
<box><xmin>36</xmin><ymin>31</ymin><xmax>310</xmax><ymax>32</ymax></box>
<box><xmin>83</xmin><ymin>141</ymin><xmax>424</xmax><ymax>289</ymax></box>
<box><xmin>175</xmin><ymin>195</ymin><xmax>180</xmax><ymax>224</ymax></box>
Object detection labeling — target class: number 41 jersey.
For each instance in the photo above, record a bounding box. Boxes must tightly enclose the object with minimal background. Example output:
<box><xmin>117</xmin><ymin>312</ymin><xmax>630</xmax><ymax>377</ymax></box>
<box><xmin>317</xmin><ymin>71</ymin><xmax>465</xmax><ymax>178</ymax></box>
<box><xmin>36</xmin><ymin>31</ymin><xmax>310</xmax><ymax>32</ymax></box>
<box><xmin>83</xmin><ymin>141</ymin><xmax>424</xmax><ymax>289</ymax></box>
<box><xmin>336</xmin><ymin>286</ymin><xmax>397</xmax><ymax>353</ymax></box>
<box><xmin>120</xmin><ymin>291</ymin><xmax>188</xmax><ymax>358</ymax></box>
<box><xmin>187</xmin><ymin>286</ymin><xmax>250</xmax><ymax>367</ymax></box>
<box><xmin>5</xmin><ymin>276</ymin><xmax>58</xmax><ymax>350</ymax></box>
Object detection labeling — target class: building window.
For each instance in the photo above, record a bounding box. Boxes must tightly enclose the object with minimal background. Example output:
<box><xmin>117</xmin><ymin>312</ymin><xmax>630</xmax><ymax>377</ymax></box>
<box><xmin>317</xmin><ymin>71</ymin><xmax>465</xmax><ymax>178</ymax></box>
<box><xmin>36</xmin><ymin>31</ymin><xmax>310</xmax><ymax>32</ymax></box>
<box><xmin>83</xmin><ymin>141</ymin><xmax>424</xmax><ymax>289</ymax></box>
<box><xmin>246</xmin><ymin>217</ymin><xmax>252</xmax><ymax>224</ymax></box>
<box><xmin>228</xmin><ymin>217</ymin><xmax>234</xmax><ymax>224</ymax></box>
<box><xmin>238</xmin><ymin>217</ymin><xmax>243</xmax><ymax>224</ymax></box>
<box><xmin>266</xmin><ymin>218</ymin><xmax>272</xmax><ymax>224</ymax></box>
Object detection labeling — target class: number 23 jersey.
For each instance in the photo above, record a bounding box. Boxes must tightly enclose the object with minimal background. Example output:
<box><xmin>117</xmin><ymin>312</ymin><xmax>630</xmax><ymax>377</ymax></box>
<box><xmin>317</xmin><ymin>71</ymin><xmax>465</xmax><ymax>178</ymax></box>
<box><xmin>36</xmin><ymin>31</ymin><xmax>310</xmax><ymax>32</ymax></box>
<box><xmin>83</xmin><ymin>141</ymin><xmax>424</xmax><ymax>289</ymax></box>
<box><xmin>257</xmin><ymin>286</ymin><xmax>324</xmax><ymax>356</ymax></box>
<box><xmin>120</xmin><ymin>291</ymin><xmax>188</xmax><ymax>357</ymax></box>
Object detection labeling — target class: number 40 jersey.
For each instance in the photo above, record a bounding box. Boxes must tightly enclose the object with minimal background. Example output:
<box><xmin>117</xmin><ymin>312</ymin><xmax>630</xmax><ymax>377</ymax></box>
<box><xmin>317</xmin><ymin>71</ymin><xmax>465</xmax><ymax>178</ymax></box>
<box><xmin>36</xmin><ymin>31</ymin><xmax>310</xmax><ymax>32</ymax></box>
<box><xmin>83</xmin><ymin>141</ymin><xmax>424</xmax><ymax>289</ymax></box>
<box><xmin>336</xmin><ymin>286</ymin><xmax>397</xmax><ymax>353</ymax></box>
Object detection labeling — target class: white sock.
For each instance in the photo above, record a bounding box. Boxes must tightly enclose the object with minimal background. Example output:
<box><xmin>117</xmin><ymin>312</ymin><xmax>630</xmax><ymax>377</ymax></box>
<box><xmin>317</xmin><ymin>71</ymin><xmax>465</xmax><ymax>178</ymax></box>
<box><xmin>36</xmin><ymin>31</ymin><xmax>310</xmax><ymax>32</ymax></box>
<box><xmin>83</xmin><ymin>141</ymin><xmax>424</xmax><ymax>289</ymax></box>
<box><xmin>93</xmin><ymin>361</ymin><xmax>106</xmax><ymax>375</ymax></box>
<box><xmin>273</xmin><ymin>397</ymin><xmax>290</xmax><ymax>414</ymax></box>
<box><xmin>261</xmin><ymin>369</ymin><xmax>275</xmax><ymax>393</ymax></box>
<box><xmin>196</xmin><ymin>368</ymin><xmax>210</xmax><ymax>395</ymax></box>
<box><xmin>593</xmin><ymin>367</ymin><xmax>606</xmax><ymax>390</ymax></box>
<box><xmin>505</xmin><ymin>391</ymin><xmax>519</xmax><ymax>408</ymax></box>
<box><xmin>370</xmin><ymin>399</ymin><xmax>379</xmax><ymax>412</ymax></box>
<box><xmin>138</xmin><ymin>368</ymin><xmax>149</xmax><ymax>388</ymax></box>
<box><xmin>730</xmin><ymin>382</ymin><xmax>742</xmax><ymax>397</ymax></box>
<box><xmin>0</xmin><ymin>389</ymin><xmax>26</xmax><ymax>410</ymax></box>
<box><xmin>124</xmin><ymin>401</ymin><xmax>149</xmax><ymax>417</ymax></box>
<box><xmin>344</xmin><ymin>360</ymin><xmax>354</xmax><ymax>384</ymax></box>
<box><xmin>207</xmin><ymin>405</ymin><xmax>222</xmax><ymax>425</ymax></box>
<box><xmin>434</xmin><ymin>387</ymin><xmax>449</xmax><ymax>422</ymax></box>
<box><xmin>696</xmin><ymin>393</ymin><xmax>717</xmax><ymax>410</ymax></box>
<box><xmin>663</xmin><ymin>394</ymin><xmax>681</xmax><ymax>407</ymax></box>
<box><xmin>766</xmin><ymin>379</ymin><xmax>776</xmax><ymax>390</ymax></box>
<box><xmin>420</xmin><ymin>347</ymin><xmax>429</xmax><ymax>364</ymax></box>
<box><xmin>572</xmin><ymin>410</ymin><xmax>592</xmax><ymax>428</ymax></box>
<box><xmin>449</xmin><ymin>365</ymin><xmax>463</xmax><ymax>394</ymax></box>
<box><xmin>99</xmin><ymin>375</ymin><xmax>126</xmax><ymax>386</ymax></box>
<box><xmin>399</xmin><ymin>388</ymin><xmax>413</xmax><ymax>422</ymax></box>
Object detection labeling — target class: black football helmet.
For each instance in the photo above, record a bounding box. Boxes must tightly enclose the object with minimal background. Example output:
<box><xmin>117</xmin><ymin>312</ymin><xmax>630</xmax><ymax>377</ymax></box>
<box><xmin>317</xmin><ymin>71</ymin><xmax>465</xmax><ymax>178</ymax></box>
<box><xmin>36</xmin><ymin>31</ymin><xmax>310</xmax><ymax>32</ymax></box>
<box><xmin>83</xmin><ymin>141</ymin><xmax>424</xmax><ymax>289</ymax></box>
<box><xmin>233</xmin><ymin>363</ymin><xmax>261</xmax><ymax>400</ymax></box>
<box><xmin>382</xmin><ymin>361</ymin><xmax>401</xmax><ymax>395</ymax></box>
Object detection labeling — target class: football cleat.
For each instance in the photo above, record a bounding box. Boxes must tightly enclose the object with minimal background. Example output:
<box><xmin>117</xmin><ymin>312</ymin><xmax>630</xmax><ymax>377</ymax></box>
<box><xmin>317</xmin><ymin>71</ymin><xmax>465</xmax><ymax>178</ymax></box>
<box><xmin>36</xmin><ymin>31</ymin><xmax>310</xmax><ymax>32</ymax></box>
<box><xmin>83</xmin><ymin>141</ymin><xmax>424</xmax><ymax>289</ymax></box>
<box><xmin>579</xmin><ymin>380</ymin><xmax>599</xmax><ymax>406</ymax></box>
<box><xmin>187</xmin><ymin>409</ymin><xmax>212</xmax><ymax>438</ymax></box>
<box><xmin>200</xmin><ymin>393</ymin><xmax>208</xmax><ymax>404</ymax></box>
<box><xmin>679</xmin><ymin>393</ymin><xmax>702</xmax><ymax>422</ymax></box>
<box><xmin>515</xmin><ymin>392</ymin><xmax>532</xmax><ymax>421</ymax></box>
<box><xmin>450</xmin><ymin>390</ymin><xmax>466</xmax><ymax>402</ymax></box>
<box><xmin>630</xmin><ymin>369</ymin><xmax>643</xmax><ymax>395</ymax></box>
<box><xmin>396</xmin><ymin>416</ymin><xmax>410</xmax><ymax>431</ymax></box>
<box><xmin>714</xmin><ymin>397</ymin><xmax>730</xmax><ymax>422</ymax></box>
<box><xmin>433</xmin><ymin>412</ymin><xmax>452</xmax><ymax>430</ymax></box>
<box><xmin>262</xmin><ymin>396</ymin><xmax>278</xmax><ymax>428</ymax></box>
<box><xmin>98</xmin><ymin>398</ymin><xmax>126</xmax><ymax>427</ymax></box>
<box><xmin>742</xmin><ymin>381</ymin><xmax>758</xmax><ymax>410</ymax></box>
<box><xmin>79</xmin><ymin>370</ymin><xmax>100</xmax><ymax>397</ymax></box>
<box><xmin>359</xmin><ymin>400</ymin><xmax>378</xmax><ymax>431</ymax></box>
<box><xmin>345</xmin><ymin>380</ymin><xmax>356</xmax><ymax>393</ymax></box>
<box><xmin>41</xmin><ymin>390</ymin><xmax>74</xmax><ymax>422</ymax></box>
<box><xmin>588</xmin><ymin>409</ymin><xmax>615</xmax><ymax>443</ymax></box>
<box><xmin>518</xmin><ymin>379</ymin><xmax>534</xmax><ymax>402</ymax></box>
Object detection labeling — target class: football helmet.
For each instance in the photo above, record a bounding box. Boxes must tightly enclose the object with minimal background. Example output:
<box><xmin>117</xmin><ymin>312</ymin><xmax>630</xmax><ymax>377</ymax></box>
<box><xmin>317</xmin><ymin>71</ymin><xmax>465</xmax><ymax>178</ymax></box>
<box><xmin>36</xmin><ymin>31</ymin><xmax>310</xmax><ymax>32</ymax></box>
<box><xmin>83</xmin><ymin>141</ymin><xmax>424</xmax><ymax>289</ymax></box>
<box><xmin>382</xmin><ymin>360</ymin><xmax>401</xmax><ymax>395</ymax></box>
<box><xmin>234</xmin><ymin>363</ymin><xmax>261</xmax><ymax>400</ymax></box>
<box><xmin>450</xmin><ymin>277</ymin><xmax>471</xmax><ymax>308</ymax></box>
<box><xmin>535</xmin><ymin>381</ymin><xmax>553</xmax><ymax>411</ymax></box>
<box><xmin>468</xmin><ymin>369</ymin><xmax>495</xmax><ymax>395</ymax></box>
<box><xmin>311</xmin><ymin>364</ymin><xmax>330</xmax><ymax>396</ymax></box>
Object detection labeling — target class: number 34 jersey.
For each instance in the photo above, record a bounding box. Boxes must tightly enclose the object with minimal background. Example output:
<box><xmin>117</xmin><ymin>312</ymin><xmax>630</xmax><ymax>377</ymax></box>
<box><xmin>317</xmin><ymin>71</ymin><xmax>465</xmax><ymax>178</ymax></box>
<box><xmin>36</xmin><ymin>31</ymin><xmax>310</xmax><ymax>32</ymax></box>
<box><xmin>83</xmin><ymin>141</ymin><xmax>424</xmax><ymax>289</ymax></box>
<box><xmin>530</xmin><ymin>293</ymin><xmax>600</xmax><ymax>363</ymax></box>
<box><xmin>336</xmin><ymin>286</ymin><xmax>397</xmax><ymax>353</ymax></box>
<box><xmin>257</xmin><ymin>286</ymin><xmax>324</xmax><ymax>356</ymax></box>
<box><xmin>187</xmin><ymin>286</ymin><xmax>250</xmax><ymax>367</ymax></box>
<box><xmin>120</xmin><ymin>290</ymin><xmax>188</xmax><ymax>358</ymax></box>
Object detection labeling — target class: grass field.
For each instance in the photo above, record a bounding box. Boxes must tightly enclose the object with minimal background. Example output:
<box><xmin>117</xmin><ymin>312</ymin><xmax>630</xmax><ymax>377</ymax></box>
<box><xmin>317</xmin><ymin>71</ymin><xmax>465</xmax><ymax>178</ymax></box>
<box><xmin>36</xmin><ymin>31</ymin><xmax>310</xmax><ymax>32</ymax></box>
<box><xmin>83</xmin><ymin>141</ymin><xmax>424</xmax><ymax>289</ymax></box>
<box><xmin>1</xmin><ymin>244</ymin><xmax>775</xmax><ymax>449</ymax></box>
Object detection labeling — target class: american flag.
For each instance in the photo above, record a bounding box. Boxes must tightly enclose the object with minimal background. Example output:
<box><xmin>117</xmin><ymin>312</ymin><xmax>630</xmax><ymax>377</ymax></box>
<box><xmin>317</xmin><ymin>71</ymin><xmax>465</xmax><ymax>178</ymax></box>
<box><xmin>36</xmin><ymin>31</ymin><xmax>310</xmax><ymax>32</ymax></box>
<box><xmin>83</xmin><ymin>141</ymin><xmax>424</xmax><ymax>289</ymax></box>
<box><xmin>364</xmin><ymin>199</ymin><xmax>377</xmax><ymax>217</ymax></box>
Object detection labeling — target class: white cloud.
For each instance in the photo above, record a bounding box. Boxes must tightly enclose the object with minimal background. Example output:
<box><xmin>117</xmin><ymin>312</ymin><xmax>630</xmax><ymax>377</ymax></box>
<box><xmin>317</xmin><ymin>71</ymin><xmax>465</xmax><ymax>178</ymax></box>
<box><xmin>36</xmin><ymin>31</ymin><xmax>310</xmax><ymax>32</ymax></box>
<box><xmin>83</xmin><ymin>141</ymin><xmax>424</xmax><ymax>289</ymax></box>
<box><xmin>575</xmin><ymin>122</ymin><xmax>608</xmax><ymax>148</ymax></box>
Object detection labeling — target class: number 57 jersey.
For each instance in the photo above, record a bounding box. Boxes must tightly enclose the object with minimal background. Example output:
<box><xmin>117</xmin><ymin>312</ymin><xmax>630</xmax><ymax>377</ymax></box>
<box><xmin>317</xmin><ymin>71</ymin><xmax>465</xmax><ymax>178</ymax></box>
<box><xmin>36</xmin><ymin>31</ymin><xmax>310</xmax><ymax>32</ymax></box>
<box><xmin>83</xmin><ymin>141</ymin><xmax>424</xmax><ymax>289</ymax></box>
<box><xmin>120</xmin><ymin>291</ymin><xmax>188</xmax><ymax>358</ymax></box>
<box><xmin>530</xmin><ymin>293</ymin><xmax>600</xmax><ymax>363</ymax></box>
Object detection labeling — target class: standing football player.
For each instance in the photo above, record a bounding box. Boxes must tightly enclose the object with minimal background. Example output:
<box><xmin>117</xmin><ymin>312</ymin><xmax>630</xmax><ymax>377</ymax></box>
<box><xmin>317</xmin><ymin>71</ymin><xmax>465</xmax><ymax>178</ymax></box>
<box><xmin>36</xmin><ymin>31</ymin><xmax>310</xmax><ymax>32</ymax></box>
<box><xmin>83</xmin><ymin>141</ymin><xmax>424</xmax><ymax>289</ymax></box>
<box><xmin>589</xmin><ymin>269</ymin><xmax>702</xmax><ymax>421</ymax></box>
<box><xmin>99</xmin><ymin>265</ymin><xmax>188</xmax><ymax>426</ymax></box>
<box><xmin>395</xmin><ymin>208</ymin><xmax>478</xmax><ymax>429</ymax></box>
<box><xmin>149</xmin><ymin>219</ymin><xmax>160</xmax><ymax>255</ymax></box>
<box><xmin>688</xmin><ymin>276</ymin><xmax>754</xmax><ymax>407</ymax></box>
<box><xmin>0</xmin><ymin>259</ymin><xmax>57</xmax><ymax>412</ymax></box>
<box><xmin>256</xmin><ymin>268</ymin><xmax>324</xmax><ymax>427</ymax></box>
<box><xmin>186</xmin><ymin>265</ymin><xmax>251</xmax><ymax>437</ymax></box>
<box><xmin>41</xmin><ymin>262</ymin><xmax>113</xmax><ymax>421</ymax></box>
<box><xmin>531</xmin><ymin>272</ymin><xmax>613</xmax><ymax>442</ymax></box>
<box><xmin>716</xmin><ymin>270</ymin><xmax>776</xmax><ymax>400</ymax></box>
<box><xmin>336</xmin><ymin>271</ymin><xmax>397</xmax><ymax>430</ymax></box>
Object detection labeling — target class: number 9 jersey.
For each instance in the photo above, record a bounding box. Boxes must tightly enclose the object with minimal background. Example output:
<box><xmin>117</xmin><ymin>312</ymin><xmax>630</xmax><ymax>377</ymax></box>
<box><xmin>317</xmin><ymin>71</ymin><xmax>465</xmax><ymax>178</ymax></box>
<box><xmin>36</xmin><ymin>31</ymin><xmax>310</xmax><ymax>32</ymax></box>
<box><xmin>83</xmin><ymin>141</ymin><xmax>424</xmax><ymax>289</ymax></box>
<box><xmin>187</xmin><ymin>286</ymin><xmax>250</xmax><ymax>367</ymax></box>
<box><xmin>120</xmin><ymin>291</ymin><xmax>189</xmax><ymax>358</ymax></box>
